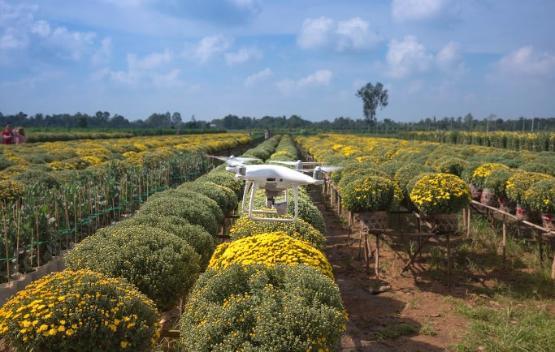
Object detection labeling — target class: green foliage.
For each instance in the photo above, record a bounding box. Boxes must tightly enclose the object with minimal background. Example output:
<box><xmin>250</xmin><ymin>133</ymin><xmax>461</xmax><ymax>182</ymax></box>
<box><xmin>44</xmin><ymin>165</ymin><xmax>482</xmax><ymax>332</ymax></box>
<box><xmin>455</xmin><ymin>300</ymin><xmax>555</xmax><ymax>352</ymax></box>
<box><xmin>197</xmin><ymin>171</ymin><xmax>243</xmax><ymax>197</ymax></box>
<box><xmin>341</xmin><ymin>175</ymin><xmax>401</xmax><ymax>212</ymax></box>
<box><xmin>506</xmin><ymin>172</ymin><xmax>553</xmax><ymax>205</ymax></box>
<box><xmin>523</xmin><ymin>179</ymin><xmax>555</xmax><ymax>213</ymax></box>
<box><xmin>433</xmin><ymin>157</ymin><xmax>468</xmax><ymax>177</ymax></box>
<box><xmin>394</xmin><ymin>163</ymin><xmax>433</xmax><ymax>197</ymax></box>
<box><xmin>119</xmin><ymin>214</ymin><xmax>214</xmax><ymax>268</ymax></box>
<box><xmin>0</xmin><ymin>269</ymin><xmax>160</xmax><ymax>352</ymax></box>
<box><xmin>139</xmin><ymin>190</ymin><xmax>221</xmax><ymax>236</ymax></box>
<box><xmin>65</xmin><ymin>225</ymin><xmax>200</xmax><ymax>311</ymax></box>
<box><xmin>180</xmin><ymin>264</ymin><xmax>346</xmax><ymax>352</ymax></box>
<box><xmin>178</xmin><ymin>181</ymin><xmax>238</xmax><ymax>214</ymax></box>
<box><xmin>483</xmin><ymin>168</ymin><xmax>519</xmax><ymax>197</ymax></box>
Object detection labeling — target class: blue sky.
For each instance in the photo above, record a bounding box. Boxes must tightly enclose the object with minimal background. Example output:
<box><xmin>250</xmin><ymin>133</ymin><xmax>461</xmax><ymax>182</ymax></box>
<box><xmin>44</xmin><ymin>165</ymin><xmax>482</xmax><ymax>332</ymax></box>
<box><xmin>0</xmin><ymin>0</ymin><xmax>554</xmax><ymax>122</ymax></box>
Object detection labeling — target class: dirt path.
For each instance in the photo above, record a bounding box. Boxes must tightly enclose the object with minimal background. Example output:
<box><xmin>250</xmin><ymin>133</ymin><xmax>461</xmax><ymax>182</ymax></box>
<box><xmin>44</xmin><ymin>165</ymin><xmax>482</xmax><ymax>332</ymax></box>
<box><xmin>309</xmin><ymin>189</ymin><xmax>468</xmax><ymax>352</ymax></box>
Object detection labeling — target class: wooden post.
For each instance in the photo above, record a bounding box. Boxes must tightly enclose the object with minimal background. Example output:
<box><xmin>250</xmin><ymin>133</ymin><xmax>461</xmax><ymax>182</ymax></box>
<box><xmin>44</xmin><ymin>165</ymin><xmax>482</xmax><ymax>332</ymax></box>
<box><xmin>551</xmin><ymin>254</ymin><xmax>555</xmax><ymax>280</ymax></box>
<box><xmin>447</xmin><ymin>233</ymin><xmax>452</xmax><ymax>289</ymax></box>
<box><xmin>502</xmin><ymin>221</ymin><xmax>507</xmax><ymax>267</ymax></box>
<box><xmin>466</xmin><ymin>207</ymin><xmax>471</xmax><ymax>238</ymax></box>
<box><xmin>375</xmin><ymin>233</ymin><xmax>380</xmax><ymax>278</ymax></box>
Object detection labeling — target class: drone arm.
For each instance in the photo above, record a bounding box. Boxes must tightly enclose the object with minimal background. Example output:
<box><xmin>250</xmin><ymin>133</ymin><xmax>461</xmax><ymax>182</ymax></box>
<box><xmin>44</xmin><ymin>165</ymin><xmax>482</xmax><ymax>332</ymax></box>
<box><xmin>292</xmin><ymin>186</ymin><xmax>299</xmax><ymax>221</ymax></box>
<box><xmin>241</xmin><ymin>181</ymin><xmax>252</xmax><ymax>213</ymax></box>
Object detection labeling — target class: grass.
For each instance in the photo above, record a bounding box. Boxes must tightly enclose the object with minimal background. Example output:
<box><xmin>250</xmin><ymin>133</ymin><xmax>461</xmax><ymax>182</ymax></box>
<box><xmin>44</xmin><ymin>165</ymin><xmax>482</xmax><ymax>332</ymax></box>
<box><xmin>447</xmin><ymin>215</ymin><xmax>555</xmax><ymax>351</ymax></box>
<box><xmin>454</xmin><ymin>298</ymin><xmax>555</xmax><ymax>352</ymax></box>
<box><xmin>374</xmin><ymin>322</ymin><xmax>419</xmax><ymax>341</ymax></box>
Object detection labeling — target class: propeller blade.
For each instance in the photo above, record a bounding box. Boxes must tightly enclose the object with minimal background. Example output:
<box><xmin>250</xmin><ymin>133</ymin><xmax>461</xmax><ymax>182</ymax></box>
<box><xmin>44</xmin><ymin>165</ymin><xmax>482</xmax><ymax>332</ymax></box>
<box><xmin>320</xmin><ymin>166</ymin><xmax>343</xmax><ymax>173</ymax></box>
<box><xmin>269</xmin><ymin>160</ymin><xmax>298</xmax><ymax>166</ymax></box>
<box><xmin>207</xmin><ymin>155</ymin><xmax>229</xmax><ymax>162</ymax></box>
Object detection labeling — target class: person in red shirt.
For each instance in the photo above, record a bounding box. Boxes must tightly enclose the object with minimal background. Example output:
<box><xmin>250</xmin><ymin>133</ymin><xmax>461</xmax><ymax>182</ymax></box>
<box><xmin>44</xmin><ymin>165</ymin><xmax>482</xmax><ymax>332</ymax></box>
<box><xmin>2</xmin><ymin>125</ymin><xmax>13</xmax><ymax>144</ymax></box>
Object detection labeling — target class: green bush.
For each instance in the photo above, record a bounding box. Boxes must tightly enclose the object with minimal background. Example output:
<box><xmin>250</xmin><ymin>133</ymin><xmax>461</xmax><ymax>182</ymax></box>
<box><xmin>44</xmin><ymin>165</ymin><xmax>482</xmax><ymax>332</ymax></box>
<box><xmin>180</xmin><ymin>264</ymin><xmax>346</xmax><ymax>352</ymax></box>
<box><xmin>288</xmin><ymin>190</ymin><xmax>326</xmax><ymax>234</ymax></box>
<box><xmin>197</xmin><ymin>171</ymin><xmax>243</xmax><ymax>197</ymax></box>
<box><xmin>378</xmin><ymin>160</ymin><xmax>404</xmax><ymax>178</ymax></box>
<box><xmin>0</xmin><ymin>269</ymin><xmax>159</xmax><ymax>352</ymax></box>
<box><xmin>229</xmin><ymin>215</ymin><xmax>325</xmax><ymax>249</ymax></box>
<box><xmin>65</xmin><ymin>225</ymin><xmax>200</xmax><ymax>311</ymax></box>
<box><xmin>341</xmin><ymin>175</ymin><xmax>401</xmax><ymax>212</ymax></box>
<box><xmin>433</xmin><ymin>157</ymin><xmax>468</xmax><ymax>176</ymax></box>
<box><xmin>506</xmin><ymin>172</ymin><xmax>553</xmax><ymax>205</ymax></box>
<box><xmin>483</xmin><ymin>168</ymin><xmax>519</xmax><ymax>198</ymax></box>
<box><xmin>394</xmin><ymin>163</ymin><xmax>433</xmax><ymax>197</ymax></box>
<box><xmin>139</xmin><ymin>191</ymin><xmax>221</xmax><ymax>236</ymax></box>
<box><xmin>179</xmin><ymin>181</ymin><xmax>238</xmax><ymax>214</ymax></box>
<box><xmin>524</xmin><ymin>179</ymin><xmax>555</xmax><ymax>213</ymax></box>
<box><xmin>119</xmin><ymin>214</ymin><xmax>214</xmax><ymax>268</ymax></box>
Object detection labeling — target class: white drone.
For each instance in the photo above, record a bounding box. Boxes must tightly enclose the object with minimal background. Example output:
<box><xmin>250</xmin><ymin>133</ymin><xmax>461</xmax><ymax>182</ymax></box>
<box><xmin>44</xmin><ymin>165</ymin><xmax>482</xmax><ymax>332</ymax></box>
<box><xmin>213</xmin><ymin>156</ymin><xmax>341</xmax><ymax>222</ymax></box>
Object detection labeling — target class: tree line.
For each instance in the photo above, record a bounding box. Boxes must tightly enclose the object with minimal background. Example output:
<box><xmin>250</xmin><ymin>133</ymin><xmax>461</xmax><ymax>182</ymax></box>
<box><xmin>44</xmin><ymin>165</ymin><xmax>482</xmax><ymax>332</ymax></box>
<box><xmin>2</xmin><ymin>111</ymin><xmax>555</xmax><ymax>132</ymax></box>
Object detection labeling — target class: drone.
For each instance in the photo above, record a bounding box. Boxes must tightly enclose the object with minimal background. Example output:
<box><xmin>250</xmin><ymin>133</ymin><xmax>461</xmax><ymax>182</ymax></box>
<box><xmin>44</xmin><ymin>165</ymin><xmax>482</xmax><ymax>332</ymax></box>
<box><xmin>212</xmin><ymin>156</ymin><xmax>341</xmax><ymax>222</ymax></box>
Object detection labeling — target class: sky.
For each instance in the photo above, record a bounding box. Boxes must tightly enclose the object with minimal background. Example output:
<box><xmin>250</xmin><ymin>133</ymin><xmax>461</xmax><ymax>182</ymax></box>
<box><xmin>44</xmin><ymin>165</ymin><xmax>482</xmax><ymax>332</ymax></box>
<box><xmin>0</xmin><ymin>0</ymin><xmax>554</xmax><ymax>122</ymax></box>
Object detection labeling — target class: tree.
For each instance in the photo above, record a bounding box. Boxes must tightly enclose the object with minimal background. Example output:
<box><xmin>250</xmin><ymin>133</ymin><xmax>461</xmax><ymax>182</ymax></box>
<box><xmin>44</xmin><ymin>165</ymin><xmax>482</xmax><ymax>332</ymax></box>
<box><xmin>356</xmin><ymin>82</ymin><xmax>389</xmax><ymax>130</ymax></box>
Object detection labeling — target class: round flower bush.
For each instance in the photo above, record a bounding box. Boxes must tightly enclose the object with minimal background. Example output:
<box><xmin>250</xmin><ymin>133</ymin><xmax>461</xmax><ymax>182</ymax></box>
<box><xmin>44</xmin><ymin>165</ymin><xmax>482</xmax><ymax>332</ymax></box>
<box><xmin>178</xmin><ymin>181</ymin><xmax>238</xmax><ymax>214</ymax></box>
<box><xmin>208</xmin><ymin>232</ymin><xmax>334</xmax><ymax>279</ymax></box>
<box><xmin>139</xmin><ymin>191</ymin><xmax>221</xmax><ymax>236</ymax></box>
<box><xmin>410</xmin><ymin>173</ymin><xmax>470</xmax><ymax>215</ymax></box>
<box><xmin>172</xmin><ymin>189</ymin><xmax>224</xmax><ymax>224</ymax></box>
<box><xmin>523</xmin><ymin>179</ymin><xmax>555</xmax><ymax>213</ymax></box>
<box><xmin>119</xmin><ymin>214</ymin><xmax>214</xmax><ymax>268</ymax></box>
<box><xmin>288</xmin><ymin>191</ymin><xmax>326</xmax><ymax>233</ymax></box>
<box><xmin>65</xmin><ymin>225</ymin><xmax>200</xmax><ymax>311</ymax></box>
<box><xmin>471</xmin><ymin>163</ymin><xmax>509</xmax><ymax>188</ymax></box>
<box><xmin>482</xmin><ymin>168</ymin><xmax>519</xmax><ymax>198</ymax></box>
<box><xmin>197</xmin><ymin>171</ymin><xmax>243</xmax><ymax>197</ymax></box>
<box><xmin>394</xmin><ymin>163</ymin><xmax>433</xmax><ymax>197</ymax></box>
<box><xmin>180</xmin><ymin>264</ymin><xmax>346</xmax><ymax>352</ymax></box>
<box><xmin>341</xmin><ymin>175</ymin><xmax>402</xmax><ymax>212</ymax></box>
<box><xmin>337</xmin><ymin>168</ymin><xmax>388</xmax><ymax>193</ymax></box>
<box><xmin>506</xmin><ymin>172</ymin><xmax>553</xmax><ymax>205</ymax></box>
<box><xmin>433</xmin><ymin>157</ymin><xmax>468</xmax><ymax>177</ymax></box>
<box><xmin>378</xmin><ymin>160</ymin><xmax>405</xmax><ymax>178</ymax></box>
<box><xmin>229</xmin><ymin>215</ymin><xmax>325</xmax><ymax>249</ymax></box>
<box><xmin>0</xmin><ymin>270</ymin><xmax>159</xmax><ymax>352</ymax></box>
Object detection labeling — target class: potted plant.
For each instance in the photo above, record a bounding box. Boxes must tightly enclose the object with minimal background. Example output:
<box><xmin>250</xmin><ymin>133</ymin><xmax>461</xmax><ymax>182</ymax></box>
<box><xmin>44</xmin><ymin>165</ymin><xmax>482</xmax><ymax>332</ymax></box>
<box><xmin>471</xmin><ymin>163</ymin><xmax>509</xmax><ymax>206</ymax></box>
<box><xmin>482</xmin><ymin>168</ymin><xmax>518</xmax><ymax>212</ymax></box>
<box><xmin>341</xmin><ymin>175</ymin><xmax>402</xmax><ymax>228</ymax></box>
<box><xmin>524</xmin><ymin>179</ymin><xmax>555</xmax><ymax>230</ymax></box>
<box><xmin>410</xmin><ymin>173</ymin><xmax>471</xmax><ymax>232</ymax></box>
<box><xmin>506</xmin><ymin>172</ymin><xmax>552</xmax><ymax>221</ymax></box>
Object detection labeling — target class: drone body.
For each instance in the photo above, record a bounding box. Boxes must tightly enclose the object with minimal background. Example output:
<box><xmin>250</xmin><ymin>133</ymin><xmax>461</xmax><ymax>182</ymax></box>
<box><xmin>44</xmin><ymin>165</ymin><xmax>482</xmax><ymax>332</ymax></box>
<box><xmin>210</xmin><ymin>154</ymin><xmax>339</xmax><ymax>223</ymax></box>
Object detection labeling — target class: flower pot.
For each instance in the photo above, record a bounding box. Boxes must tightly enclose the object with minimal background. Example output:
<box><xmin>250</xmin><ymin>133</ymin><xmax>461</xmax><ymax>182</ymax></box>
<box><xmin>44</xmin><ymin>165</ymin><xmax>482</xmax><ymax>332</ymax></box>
<box><xmin>541</xmin><ymin>213</ymin><xmax>554</xmax><ymax>230</ymax></box>
<box><xmin>497</xmin><ymin>196</ymin><xmax>514</xmax><ymax>213</ymax></box>
<box><xmin>480</xmin><ymin>188</ymin><xmax>497</xmax><ymax>206</ymax></box>
<box><xmin>470</xmin><ymin>184</ymin><xmax>482</xmax><ymax>201</ymax></box>
<box><xmin>516</xmin><ymin>204</ymin><xmax>528</xmax><ymax>221</ymax></box>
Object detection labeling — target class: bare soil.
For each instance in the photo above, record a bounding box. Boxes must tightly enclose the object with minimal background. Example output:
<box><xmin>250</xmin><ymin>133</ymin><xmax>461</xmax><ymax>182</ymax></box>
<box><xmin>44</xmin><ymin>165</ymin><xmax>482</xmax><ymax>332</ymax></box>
<box><xmin>309</xmin><ymin>189</ymin><xmax>468</xmax><ymax>352</ymax></box>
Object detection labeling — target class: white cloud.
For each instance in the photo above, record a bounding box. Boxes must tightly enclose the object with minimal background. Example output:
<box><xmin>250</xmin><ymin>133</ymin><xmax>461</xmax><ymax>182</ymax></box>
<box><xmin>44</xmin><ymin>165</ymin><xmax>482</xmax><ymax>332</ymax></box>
<box><xmin>386</xmin><ymin>36</ymin><xmax>432</xmax><ymax>78</ymax></box>
<box><xmin>245</xmin><ymin>68</ymin><xmax>272</xmax><ymax>86</ymax></box>
<box><xmin>227</xmin><ymin>0</ymin><xmax>261</xmax><ymax>15</ymax></box>
<box><xmin>277</xmin><ymin>69</ymin><xmax>333</xmax><ymax>94</ymax></box>
<box><xmin>298</xmin><ymin>16</ymin><xmax>379</xmax><ymax>51</ymax></box>
<box><xmin>392</xmin><ymin>0</ymin><xmax>447</xmax><ymax>21</ymax></box>
<box><xmin>129</xmin><ymin>49</ymin><xmax>172</xmax><ymax>70</ymax></box>
<box><xmin>96</xmin><ymin>49</ymin><xmax>181</xmax><ymax>87</ymax></box>
<box><xmin>91</xmin><ymin>37</ymin><xmax>112</xmax><ymax>65</ymax></box>
<box><xmin>225</xmin><ymin>47</ymin><xmax>262</xmax><ymax>65</ymax></box>
<box><xmin>193</xmin><ymin>35</ymin><xmax>232</xmax><ymax>63</ymax></box>
<box><xmin>0</xmin><ymin>1</ymin><xmax>105</xmax><ymax>61</ymax></box>
<box><xmin>298</xmin><ymin>17</ymin><xmax>334</xmax><ymax>49</ymax></box>
<box><xmin>436</xmin><ymin>41</ymin><xmax>464</xmax><ymax>75</ymax></box>
<box><xmin>497</xmin><ymin>46</ymin><xmax>555</xmax><ymax>76</ymax></box>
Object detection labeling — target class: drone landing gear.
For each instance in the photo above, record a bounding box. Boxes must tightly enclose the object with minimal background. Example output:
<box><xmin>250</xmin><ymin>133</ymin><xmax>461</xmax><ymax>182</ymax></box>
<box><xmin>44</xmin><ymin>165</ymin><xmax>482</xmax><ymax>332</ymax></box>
<box><xmin>242</xmin><ymin>181</ymin><xmax>299</xmax><ymax>223</ymax></box>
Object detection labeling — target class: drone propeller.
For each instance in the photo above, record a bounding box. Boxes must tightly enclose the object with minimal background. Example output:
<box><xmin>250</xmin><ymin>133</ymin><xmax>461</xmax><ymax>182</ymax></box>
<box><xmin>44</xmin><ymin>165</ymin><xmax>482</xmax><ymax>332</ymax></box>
<box><xmin>269</xmin><ymin>160</ymin><xmax>321</xmax><ymax>166</ymax></box>
<box><xmin>318</xmin><ymin>165</ymin><xmax>343</xmax><ymax>173</ymax></box>
<box><xmin>208</xmin><ymin>155</ymin><xmax>261</xmax><ymax>166</ymax></box>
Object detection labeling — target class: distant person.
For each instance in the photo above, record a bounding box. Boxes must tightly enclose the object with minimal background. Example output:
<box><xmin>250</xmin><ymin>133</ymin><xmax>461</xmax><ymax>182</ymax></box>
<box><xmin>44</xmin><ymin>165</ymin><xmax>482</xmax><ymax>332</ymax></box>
<box><xmin>14</xmin><ymin>127</ymin><xmax>26</xmax><ymax>144</ymax></box>
<box><xmin>2</xmin><ymin>125</ymin><xmax>13</xmax><ymax>145</ymax></box>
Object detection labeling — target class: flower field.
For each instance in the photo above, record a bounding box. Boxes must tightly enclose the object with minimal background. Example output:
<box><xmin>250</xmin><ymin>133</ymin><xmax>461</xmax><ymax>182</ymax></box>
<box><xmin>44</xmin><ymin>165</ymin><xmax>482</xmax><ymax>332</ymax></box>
<box><xmin>400</xmin><ymin>130</ymin><xmax>555</xmax><ymax>152</ymax></box>
<box><xmin>297</xmin><ymin>134</ymin><xmax>555</xmax><ymax>224</ymax></box>
<box><xmin>0</xmin><ymin>133</ymin><xmax>251</xmax><ymax>286</ymax></box>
